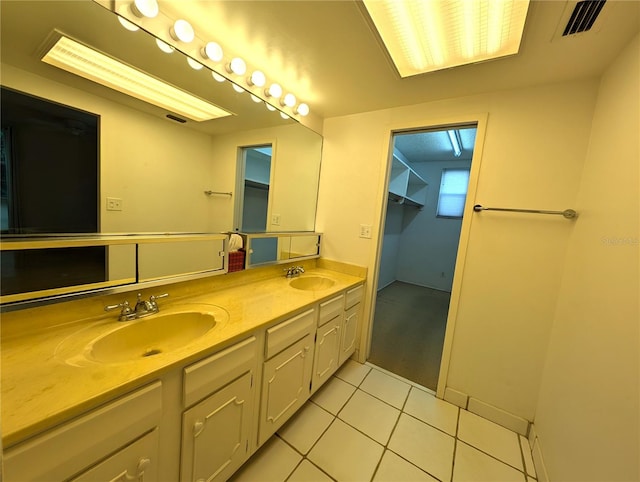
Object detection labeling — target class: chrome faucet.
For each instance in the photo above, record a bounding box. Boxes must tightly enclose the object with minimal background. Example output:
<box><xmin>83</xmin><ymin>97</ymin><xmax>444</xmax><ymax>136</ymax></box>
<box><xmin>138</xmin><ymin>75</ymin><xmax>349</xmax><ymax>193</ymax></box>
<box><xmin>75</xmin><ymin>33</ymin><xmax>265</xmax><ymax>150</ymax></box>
<box><xmin>105</xmin><ymin>293</ymin><xmax>169</xmax><ymax>321</ymax></box>
<box><xmin>284</xmin><ymin>266</ymin><xmax>305</xmax><ymax>278</ymax></box>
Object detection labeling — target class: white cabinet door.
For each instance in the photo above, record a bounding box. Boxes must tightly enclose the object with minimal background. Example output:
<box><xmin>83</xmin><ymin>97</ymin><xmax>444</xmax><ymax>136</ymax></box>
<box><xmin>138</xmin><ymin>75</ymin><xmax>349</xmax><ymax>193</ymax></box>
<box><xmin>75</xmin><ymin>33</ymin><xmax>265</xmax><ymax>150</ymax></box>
<box><xmin>259</xmin><ymin>334</ymin><xmax>314</xmax><ymax>445</ymax></box>
<box><xmin>311</xmin><ymin>318</ymin><xmax>342</xmax><ymax>393</ymax></box>
<box><xmin>71</xmin><ymin>429</ymin><xmax>159</xmax><ymax>482</ymax></box>
<box><xmin>180</xmin><ymin>372</ymin><xmax>253</xmax><ymax>482</ymax></box>
<box><xmin>339</xmin><ymin>304</ymin><xmax>359</xmax><ymax>365</ymax></box>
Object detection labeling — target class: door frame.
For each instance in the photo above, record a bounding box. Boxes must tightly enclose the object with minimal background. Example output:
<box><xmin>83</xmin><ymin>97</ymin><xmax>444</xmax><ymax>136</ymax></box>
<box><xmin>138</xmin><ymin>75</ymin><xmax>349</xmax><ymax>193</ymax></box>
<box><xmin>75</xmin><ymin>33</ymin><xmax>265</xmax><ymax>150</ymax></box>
<box><xmin>363</xmin><ymin>113</ymin><xmax>489</xmax><ymax>399</ymax></box>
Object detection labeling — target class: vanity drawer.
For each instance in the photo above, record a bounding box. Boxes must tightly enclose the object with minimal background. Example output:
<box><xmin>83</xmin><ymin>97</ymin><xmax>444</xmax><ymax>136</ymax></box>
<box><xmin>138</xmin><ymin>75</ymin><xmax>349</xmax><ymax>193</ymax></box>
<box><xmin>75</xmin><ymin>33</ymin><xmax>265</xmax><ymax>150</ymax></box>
<box><xmin>4</xmin><ymin>382</ymin><xmax>162</xmax><ymax>482</ymax></box>
<box><xmin>318</xmin><ymin>294</ymin><xmax>345</xmax><ymax>327</ymax></box>
<box><xmin>345</xmin><ymin>284</ymin><xmax>364</xmax><ymax>310</ymax></box>
<box><xmin>183</xmin><ymin>336</ymin><xmax>257</xmax><ymax>408</ymax></box>
<box><xmin>265</xmin><ymin>309</ymin><xmax>316</xmax><ymax>359</ymax></box>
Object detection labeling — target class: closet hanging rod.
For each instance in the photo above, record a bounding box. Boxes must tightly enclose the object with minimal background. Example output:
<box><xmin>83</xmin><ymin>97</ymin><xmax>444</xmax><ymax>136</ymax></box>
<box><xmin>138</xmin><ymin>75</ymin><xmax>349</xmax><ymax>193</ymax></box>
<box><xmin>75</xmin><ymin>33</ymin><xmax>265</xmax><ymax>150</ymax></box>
<box><xmin>473</xmin><ymin>204</ymin><xmax>578</xmax><ymax>219</ymax></box>
<box><xmin>204</xmin><ymin>190</ymin><xmax>233</xmax><ymax>197</ymax></box>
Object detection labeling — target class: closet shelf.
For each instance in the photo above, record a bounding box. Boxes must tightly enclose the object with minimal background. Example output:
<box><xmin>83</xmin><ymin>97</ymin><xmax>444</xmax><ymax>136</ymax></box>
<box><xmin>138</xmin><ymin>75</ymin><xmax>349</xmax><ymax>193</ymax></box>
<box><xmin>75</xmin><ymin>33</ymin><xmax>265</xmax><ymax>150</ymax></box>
<box><xmin>245</xmin><ymin>179</ymin><xmax>269</xmax><ymax>190</ymax></box>
<box><xmin>388</xmin><ymin>149</ymin><xmax>427</xmax><ymax>209</ymax></box>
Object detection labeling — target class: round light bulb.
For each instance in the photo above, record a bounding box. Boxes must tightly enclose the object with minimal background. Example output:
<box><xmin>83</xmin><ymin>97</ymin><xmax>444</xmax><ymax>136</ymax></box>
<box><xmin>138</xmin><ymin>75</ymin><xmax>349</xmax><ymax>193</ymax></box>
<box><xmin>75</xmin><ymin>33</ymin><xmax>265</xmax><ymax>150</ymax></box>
<box><xmin>282</xmin><ymin>93</ymin><xmax>296</xmax><ymax>108</ymax></box>
<box><xmin>295</xmin><ymin>103</ymin><xmax>310</xmax><ymax>116</ymax></box>
<box><xmin>280</xmin><ymin>112</ymin><xmax>290</xmax><ymax>120</ymax></box>
<box><xmin>170</xmin><ymin>19</ymin><xmax>194</xmax><ymax>43</ymax></box>
<box><xmin>202</xmin><ymin>42</ymin><xmax>223</xmax><ymax>62</ymax></box>
<box><xmin>155</xmin><ymin>38</ymin><xmax>174</xmax><ymax>53</ymax></box>
<box><xmin>187</xmin><ymin>57</ymin><xmax>204</xmax><ymax>70</ymax></box>
<box><xmin>131</xmin><ymin>0</ymin><xmax>158</xmax><ymax>18</ymax></box>
<box><xmin>118</xmin><ymin>16</ymin><xmax>139</xmax><ymax>32</ymax></box>
<box><xmin>211</xmin><ymin>71</ymin><xmax>226</xmax><ymax>83</ymax></box>
<box><xmin>266</xmin><ymin>103</ymin><xmax>276</xmax><ymax>111</ymax></box>
<box><xmin>248</xmin><ymin>70</ymin><xmax>266</xmax><ymax>87</ymax></box>
<box><xmin>226</xmin><ymin>57</ymin><xmax>247</xmax><ymax>76</ymax></box>
<box><xmin>250</xmin><ymin>94</ymin><xmax>262</xmax><ymax>103</ymax></box>
<box><xmin>232</xmin><ymin>83</ymin><xmax>245</xmax><ymax>93</ymax></box>
<box><xmin>265</xmin><ymin>83</ymin><xmax>282</xmax><ymax>99</ymax></box>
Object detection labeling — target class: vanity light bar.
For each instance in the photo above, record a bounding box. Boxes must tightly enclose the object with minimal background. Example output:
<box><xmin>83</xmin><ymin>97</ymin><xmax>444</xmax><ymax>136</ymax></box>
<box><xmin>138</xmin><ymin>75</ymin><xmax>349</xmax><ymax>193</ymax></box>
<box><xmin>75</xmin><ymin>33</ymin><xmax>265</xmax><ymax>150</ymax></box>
<box><xmin>41</xmin><ymin>34</ymin><xmax>233</xmax><ymax>122</ymax></box>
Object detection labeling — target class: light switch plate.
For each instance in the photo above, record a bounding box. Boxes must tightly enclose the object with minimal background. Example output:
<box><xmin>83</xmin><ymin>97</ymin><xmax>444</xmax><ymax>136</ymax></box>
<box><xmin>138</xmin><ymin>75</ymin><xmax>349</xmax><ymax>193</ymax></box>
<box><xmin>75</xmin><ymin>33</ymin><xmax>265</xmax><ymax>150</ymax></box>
<box><xmin>359</xmin><ymin>224</ymin><xmax>372</xmax><ymax>238</ymax></box>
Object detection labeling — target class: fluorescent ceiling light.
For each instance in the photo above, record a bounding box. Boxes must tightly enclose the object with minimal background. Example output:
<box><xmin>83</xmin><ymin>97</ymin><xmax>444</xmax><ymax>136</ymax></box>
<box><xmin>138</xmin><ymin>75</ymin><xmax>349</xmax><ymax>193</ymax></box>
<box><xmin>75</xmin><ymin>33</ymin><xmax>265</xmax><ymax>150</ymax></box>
<box><xmin>447</xmin><ymin>130</ymin><xmax>462</xmax><ymax>157</ymax></box>
<box><xmin>41</xmin><ymin>35</ymin><xmax>232</xmax><ymax>122</ymax></box>
<box><xmin>363</xmin><ymin>0</ymin><xmax>530</xmax><ymax>77</ymax></box>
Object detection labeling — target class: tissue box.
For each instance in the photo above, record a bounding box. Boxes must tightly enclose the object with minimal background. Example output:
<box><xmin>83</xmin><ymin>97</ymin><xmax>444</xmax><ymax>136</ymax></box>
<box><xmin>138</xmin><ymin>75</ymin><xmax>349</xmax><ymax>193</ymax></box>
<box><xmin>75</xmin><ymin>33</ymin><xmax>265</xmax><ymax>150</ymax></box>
<box><xmin>228</xmin><ymin>249</ymin><xmax>245</xmax><ymax>272</ymax></box>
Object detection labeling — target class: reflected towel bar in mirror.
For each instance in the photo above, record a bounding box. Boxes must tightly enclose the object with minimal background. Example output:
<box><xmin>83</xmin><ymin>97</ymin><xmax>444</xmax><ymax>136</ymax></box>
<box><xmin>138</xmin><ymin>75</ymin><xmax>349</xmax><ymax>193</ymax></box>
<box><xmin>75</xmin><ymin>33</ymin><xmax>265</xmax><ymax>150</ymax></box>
<box><xmin>473</xmin><ymin>204</ymin><xmax>578</xmax><ymax>219</ymax></box>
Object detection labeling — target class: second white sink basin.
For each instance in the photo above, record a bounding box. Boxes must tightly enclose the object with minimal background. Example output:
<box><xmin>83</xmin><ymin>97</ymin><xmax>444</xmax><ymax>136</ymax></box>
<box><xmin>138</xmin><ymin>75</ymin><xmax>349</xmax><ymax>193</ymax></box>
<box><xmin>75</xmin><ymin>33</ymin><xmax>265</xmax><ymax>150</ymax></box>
<box><xmin>289</xmin><ymin>276</ymin><xmax>335</xmax><ymax>291</ymax></box>
<box><xmin>87</xmin><ymin>311</ymin><xmax>216</xmax><ymax>363</ymax></box>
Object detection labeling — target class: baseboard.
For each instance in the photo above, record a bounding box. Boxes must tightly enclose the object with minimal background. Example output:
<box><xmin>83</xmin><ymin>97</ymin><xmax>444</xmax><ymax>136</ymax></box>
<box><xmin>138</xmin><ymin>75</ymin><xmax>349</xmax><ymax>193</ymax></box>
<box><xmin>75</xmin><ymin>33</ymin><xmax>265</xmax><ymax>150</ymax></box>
<box><xmin>444</xmin><ymin>387</ymin><xmax>468</xmax><ymax>409</ymax></box>
<box><xmin>531</xmin><ymin>431</ymin><xmax>550</xmax><ymax>482</ymax></box>
<box><xmin>467</xmin><ymin>398</ymin><xmax>529</xmax><ymax>435</ymax></box>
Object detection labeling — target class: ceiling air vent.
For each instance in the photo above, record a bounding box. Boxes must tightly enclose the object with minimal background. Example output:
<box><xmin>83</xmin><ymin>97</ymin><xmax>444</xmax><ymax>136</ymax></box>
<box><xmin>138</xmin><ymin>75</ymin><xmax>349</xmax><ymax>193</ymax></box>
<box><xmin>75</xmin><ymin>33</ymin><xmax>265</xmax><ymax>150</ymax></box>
<box><xmin>562</xmin><ymin>0</ymin><xmax>607</xmax><ymax>36</ymax></box>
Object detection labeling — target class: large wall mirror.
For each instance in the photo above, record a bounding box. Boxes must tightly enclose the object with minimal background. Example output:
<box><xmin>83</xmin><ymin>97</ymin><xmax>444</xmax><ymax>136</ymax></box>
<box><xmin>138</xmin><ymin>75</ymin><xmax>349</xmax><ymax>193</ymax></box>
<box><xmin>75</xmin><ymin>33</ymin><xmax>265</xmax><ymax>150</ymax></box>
<box><xmin>0</xmin><ymin>1</ymin><xmax>322</xmax><ymax>304</ymax></box>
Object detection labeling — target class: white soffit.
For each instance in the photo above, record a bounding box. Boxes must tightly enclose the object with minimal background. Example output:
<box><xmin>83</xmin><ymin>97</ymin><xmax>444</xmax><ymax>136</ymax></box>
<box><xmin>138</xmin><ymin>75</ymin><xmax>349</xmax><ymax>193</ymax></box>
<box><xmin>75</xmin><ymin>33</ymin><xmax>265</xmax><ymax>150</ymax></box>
<box><xmin>363</xmin><ymin>0</ymin><xmax>531</xmax><ymax>78</ymax></box>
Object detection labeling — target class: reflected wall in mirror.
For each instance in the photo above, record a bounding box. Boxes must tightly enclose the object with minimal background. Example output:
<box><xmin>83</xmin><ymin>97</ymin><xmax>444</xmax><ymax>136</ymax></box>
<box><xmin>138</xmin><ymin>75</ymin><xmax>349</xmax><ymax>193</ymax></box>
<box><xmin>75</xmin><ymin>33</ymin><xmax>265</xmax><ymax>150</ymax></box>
<box><xmin>244</xmin><ymin>233</ymin><xmax>322</xmax><ymax>268</ymax></box>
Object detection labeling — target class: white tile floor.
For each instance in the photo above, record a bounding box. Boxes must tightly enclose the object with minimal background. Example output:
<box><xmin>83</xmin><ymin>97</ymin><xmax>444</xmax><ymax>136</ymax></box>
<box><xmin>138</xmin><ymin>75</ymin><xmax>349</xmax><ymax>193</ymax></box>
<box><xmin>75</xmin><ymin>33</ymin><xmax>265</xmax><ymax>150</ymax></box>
<box><xmin>231</xmin><ymin>361</ymin><xmax>537</xmax><ymax>482</ymax></box>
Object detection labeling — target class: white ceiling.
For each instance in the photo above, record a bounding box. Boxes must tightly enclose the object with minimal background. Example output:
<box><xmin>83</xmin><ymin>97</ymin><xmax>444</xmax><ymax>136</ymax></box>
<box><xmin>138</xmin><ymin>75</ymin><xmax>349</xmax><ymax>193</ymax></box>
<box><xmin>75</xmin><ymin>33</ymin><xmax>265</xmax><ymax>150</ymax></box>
<box><xmin>168</xmin><ymin>0</ymin><xmax>640</xmax><ymax>120</ymax></box>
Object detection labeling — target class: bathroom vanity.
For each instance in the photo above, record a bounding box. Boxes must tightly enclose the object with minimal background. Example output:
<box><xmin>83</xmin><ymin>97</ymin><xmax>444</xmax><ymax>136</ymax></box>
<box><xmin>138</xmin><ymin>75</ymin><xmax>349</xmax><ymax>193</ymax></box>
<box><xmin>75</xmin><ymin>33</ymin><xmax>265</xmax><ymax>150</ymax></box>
<box><xmin>1</xmin><ymin>263</ymin><xmax>365</xmax><ymax>481</ymax></box>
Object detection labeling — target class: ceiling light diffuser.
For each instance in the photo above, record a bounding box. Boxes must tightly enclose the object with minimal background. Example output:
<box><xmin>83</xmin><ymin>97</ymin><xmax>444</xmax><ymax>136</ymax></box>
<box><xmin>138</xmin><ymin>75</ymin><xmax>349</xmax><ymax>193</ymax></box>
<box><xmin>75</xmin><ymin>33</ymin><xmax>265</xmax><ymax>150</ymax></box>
<box><xmin>362</xmin><ymin>0</ymin><xmax>530</xmax><ymax>77</ymax></box>
<box><xmin>42</xmin><ymin>35</ymin><xmax>232</xmax><ymax>122</ymax></box>
<box><xmin>447</xmin><ymin>130</ymin><xmax>462</xmax><ymax>157</ymax></box>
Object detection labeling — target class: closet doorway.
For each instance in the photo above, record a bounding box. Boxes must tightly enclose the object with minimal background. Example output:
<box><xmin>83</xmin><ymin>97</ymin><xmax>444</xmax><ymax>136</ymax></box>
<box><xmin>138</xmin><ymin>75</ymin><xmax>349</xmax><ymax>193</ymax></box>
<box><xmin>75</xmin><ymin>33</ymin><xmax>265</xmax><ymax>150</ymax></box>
<box><xmin>368</xmin><ymin>125</ymin><xmax>477</xmax><ymax>391</ymax></box>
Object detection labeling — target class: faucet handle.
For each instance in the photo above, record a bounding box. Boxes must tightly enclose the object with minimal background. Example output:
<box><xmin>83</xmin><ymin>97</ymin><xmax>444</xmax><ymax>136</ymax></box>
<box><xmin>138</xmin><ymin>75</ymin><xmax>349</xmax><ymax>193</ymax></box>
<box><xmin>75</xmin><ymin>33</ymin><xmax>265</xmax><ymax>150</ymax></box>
<box><xmin>105</xmin><ymin>300</ymin><xmax>131</xmax><ymax>313</ymax></box>
<box><xmin>149</xmin><ymin>293</ymin><xmax>169</xmax><ymax>309</ymax></box>
<box><xmin>104</xmin><ymin>300</ymin><xmax>133</xmax><ymax>321</ymax></box>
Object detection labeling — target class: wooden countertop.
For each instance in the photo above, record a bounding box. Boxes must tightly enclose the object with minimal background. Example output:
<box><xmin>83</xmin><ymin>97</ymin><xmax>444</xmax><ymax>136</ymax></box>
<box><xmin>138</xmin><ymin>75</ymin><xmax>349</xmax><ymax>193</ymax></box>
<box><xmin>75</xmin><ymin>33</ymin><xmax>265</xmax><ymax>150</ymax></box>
<box><xmin>1</xmin><ymin>265</ymin><xmax>364</xmax><ymax>448</ymax></box>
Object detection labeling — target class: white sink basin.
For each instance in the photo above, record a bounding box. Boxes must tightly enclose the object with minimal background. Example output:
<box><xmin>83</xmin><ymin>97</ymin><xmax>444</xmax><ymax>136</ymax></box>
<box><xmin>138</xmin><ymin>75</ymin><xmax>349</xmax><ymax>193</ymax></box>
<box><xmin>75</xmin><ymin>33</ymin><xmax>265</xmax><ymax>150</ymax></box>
<box><xmin>289</xmin><ymin>276</ymin><xmax>335</xmax><ymax>291</ymax></box>
<box><xmin>87</xmin><ymin>312</ymin><xmax>216</xmax><ymax>363</ymax></box>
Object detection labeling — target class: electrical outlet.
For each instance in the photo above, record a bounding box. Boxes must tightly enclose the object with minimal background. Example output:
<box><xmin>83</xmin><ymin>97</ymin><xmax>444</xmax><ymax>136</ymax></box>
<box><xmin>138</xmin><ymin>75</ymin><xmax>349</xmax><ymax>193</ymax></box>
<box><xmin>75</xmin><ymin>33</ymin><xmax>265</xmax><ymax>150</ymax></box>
<box><xmin>359</xmin><ymin>224</ymin><xmax>372</xmax><ymax>239</ymax></box>
<box><xmin>106</xmin><ymin>197</ymin><xmax>123</xmax><ymax>211</ymax></box>
<box><xmin>271</xmin><ymin>214</ymin><xmax>281</xmax><ymax>225</ymax></box>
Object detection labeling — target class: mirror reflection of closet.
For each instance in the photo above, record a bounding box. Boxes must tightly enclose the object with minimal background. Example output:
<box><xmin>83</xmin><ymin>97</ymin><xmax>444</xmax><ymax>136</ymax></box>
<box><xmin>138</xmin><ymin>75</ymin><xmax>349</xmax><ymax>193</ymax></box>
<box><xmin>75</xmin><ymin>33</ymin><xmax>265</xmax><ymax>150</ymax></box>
<box><xmin>236</xmin><ymin>145</ymin><xmax>273</xmax><ymax>233</ymax></box>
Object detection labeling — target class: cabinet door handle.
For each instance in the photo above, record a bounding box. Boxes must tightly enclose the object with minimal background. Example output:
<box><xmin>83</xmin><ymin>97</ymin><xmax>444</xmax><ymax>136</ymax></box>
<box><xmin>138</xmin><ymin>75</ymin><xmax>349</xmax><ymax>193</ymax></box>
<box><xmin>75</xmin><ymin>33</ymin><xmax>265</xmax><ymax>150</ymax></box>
<box><xmin>193</xmin><ymin>420</ymin><xmax>205</xmax><ymax>437</ymax></box>
<box><xmin>137</xmin><ymin>458</ymin><xmax>151</xmax><ymax>474</ymax></box>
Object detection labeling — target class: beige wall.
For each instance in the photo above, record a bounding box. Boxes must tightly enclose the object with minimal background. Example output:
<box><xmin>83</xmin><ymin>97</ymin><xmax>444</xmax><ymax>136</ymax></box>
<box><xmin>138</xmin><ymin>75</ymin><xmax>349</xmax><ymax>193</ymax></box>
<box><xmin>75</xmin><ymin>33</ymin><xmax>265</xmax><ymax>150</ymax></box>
<box><xmin>534</xmin><ymin>34</ymin><xmax>640</xmax><ymax>482</ymax></box>
<box><xmin>316</xmin><ymin>78</ymin><xmax>599</xmax><ymax>420</ymax></box>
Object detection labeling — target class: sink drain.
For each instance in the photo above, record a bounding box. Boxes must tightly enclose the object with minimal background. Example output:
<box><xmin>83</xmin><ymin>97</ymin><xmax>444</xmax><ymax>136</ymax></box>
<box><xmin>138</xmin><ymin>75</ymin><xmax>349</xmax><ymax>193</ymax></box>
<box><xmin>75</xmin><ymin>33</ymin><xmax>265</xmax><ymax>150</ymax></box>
<box><xmin>142</xmin><ymin>348</ymin><xmax>162</xmax><ymax>357</ymax></box>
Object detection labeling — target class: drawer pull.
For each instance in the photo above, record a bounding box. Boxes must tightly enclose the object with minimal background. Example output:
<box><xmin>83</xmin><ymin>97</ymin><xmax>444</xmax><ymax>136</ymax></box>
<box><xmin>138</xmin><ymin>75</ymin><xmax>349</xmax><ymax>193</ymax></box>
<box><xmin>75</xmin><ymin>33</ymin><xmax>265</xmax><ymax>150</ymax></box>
<box><xmin>137</xmin><ymin>457</ymin><xmax>151</xmax><ymax>474</ymax></box>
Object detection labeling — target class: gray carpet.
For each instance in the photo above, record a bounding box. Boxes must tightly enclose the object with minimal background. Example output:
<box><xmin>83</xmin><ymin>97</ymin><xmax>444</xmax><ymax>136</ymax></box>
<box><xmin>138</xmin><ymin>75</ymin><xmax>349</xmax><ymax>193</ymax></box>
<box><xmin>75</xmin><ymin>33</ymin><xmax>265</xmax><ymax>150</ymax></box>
<box><xmin>368</xmin><ymin>281</ymin><xmax>450</xmax><ymax>391</ymax></box>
